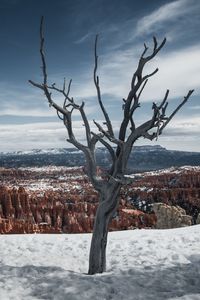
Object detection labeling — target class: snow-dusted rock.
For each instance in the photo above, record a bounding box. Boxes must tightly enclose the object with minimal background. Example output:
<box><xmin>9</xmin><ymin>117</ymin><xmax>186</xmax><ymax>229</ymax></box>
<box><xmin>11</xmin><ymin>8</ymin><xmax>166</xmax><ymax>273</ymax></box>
<box><xmin>153</xmin><ymin>203</ymin><xmax>192</xmax><ymax>229</ymax></box>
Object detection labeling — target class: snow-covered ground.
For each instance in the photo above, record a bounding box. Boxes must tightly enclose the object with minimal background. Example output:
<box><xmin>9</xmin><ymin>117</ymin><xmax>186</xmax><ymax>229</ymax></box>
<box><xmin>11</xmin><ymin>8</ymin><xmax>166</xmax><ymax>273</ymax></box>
<box><xmin>0</xmin><ymin>226</ymin><xmax>200</xmax><ymax>300</ymax></box>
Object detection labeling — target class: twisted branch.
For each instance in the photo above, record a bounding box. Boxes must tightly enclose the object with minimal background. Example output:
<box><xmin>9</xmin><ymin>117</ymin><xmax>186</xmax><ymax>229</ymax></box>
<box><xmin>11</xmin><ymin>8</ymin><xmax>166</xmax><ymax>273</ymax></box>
<box><xmin>29</xmin><ymin>17</ymin><xmax>194</xmax><ymax>188</ymax></box>
<box><xmin>94</xmin><ymin>35</ymin><xmax>115</xmax><ymax>139</ymax></box>
<box><xmin>116</xmin><ymin>37</ymin><xmax>166</xmax><ymax>157</ymax></box>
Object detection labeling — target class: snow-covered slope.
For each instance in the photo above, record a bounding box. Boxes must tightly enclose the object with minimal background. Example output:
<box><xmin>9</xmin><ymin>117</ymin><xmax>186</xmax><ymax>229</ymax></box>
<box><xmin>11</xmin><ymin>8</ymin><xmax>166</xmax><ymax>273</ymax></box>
<box><xmin>0</xmin><ymin>145</ymin><xmax>164</xmax><ymax>156</ymax></box>
<box><xmin>0</xmin><ymin>226</ymin><xmax>200</xmax><ymax>300</ymax></box>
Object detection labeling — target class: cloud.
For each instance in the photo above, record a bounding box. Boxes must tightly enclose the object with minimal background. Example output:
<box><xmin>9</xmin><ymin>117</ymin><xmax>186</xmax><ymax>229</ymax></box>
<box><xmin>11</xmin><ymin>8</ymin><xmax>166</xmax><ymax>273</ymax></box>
<box><xmin>71</xmin><ymin>42</ymin><xmax>200</xmax><ymax>103</ymax></box>
<box><xmin>74</xmin><ymin>32</ymin><xmax>92</xmax><ymax>44</ymax></box>
<box><xmin>0</xmin><ymin>109</ymin><xmax>199</xmax><ymax>152</ymax></box>
<box><xmin>134</xmin><ymin>114</ymin><xmax>200</xmax><ymax>152</ymax></box>
<box><xmin>102</xmin><ymin>0</ymin><xmax>200</xmax><ymax>53</ymax></box>
<box><xmin>139</xmin><ymin>44</ymin><xmax>200</xmax><ymax>101</ymax></box>
<box><xmin>0</xmin><ymin>82</ymin><xmax>97</xmax><ymax>118</ymax></box>
<box><xmin>164</xmin><ymin>115</ymin><xmax>200</xmax><ymax>132</ymax></box>
<box><xmin>189</xmin><ymin>105</ymin><xmax>200</xmax><ymax>110</ymax></box>
<box><xmin>0</xmin><ymin>119</ymin><xmax>121</xmax><ymax>152</ymax></box>
<box><xmin>135</xmin><ymin>0</ymin><xmax>194</xmax><ymax>36</ymax></box>
<box><xmin>0</xmin><ymin>107</ymin><xmax>56</xmax><ymax>117</ymax></box>
<box><xmin>0</xmin><ymin>102</ymin><xmax>96</xmax><ymax>118</ymax></box>
<box><xmin>0</xmin><ymin>122</ymin><xmax>76</xmax><ymax>152</ymax></box>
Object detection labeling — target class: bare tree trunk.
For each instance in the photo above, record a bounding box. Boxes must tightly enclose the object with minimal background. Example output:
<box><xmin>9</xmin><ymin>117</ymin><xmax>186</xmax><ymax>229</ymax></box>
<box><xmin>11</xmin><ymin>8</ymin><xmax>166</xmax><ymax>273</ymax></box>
<box><xmin>88</xmin><ymin>184</ymin><xmax>121</xmax><ymax>275</ymax></box>
<box><xmin>30</xmin><ymin>20</ymin><xmax>194</xmax><ymax>275</ymax></box>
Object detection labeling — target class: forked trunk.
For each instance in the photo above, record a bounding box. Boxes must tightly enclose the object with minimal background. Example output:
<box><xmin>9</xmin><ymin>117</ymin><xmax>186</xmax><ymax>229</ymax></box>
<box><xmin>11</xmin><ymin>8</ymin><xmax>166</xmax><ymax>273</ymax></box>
<box><xmin>88</xmin><ymin>184</ymin><xmax>121</xmax><ymax>275</ymax></box>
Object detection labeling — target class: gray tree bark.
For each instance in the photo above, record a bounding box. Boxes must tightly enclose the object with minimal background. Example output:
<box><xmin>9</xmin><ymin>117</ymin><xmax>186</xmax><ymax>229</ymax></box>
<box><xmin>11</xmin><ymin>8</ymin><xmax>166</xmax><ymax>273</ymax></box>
<box><xmin>88</xmin><ymin>183</ymin><xmax>121</xmax><ymax>274</ymax></box>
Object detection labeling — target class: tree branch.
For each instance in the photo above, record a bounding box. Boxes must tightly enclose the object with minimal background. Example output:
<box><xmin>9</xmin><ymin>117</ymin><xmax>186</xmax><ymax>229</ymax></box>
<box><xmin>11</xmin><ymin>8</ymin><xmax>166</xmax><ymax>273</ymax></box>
<box><xmin>94</xmin><ymin>35</ymin><xmax>115</xmax><ymax>138</ymax></box>
<box><xmin>91</xmin><ymin>132</ymin><xmax>116</xmax><ymax>165</ymax></box>
<box><xmin>30</xmin><ymin>19</ymin><xmax>194</xmax><ymax>195</ymax></box>
<box><xmin>117</xmin><ymin>37</ymin><xmax>166</xmax><ymax>157</ymax></box>
<box><xmin>93</xmin><ymin>119</ymin><xmax>123</xmax><ymax>146</ymax></box>
<box><xmin>29</xmin><ymin>17</ymin><xmax>104</xmax><ymax>191</ymax></box>
<box><xmin>40</xmin><ymin>16</ymin><xmax>47</xmax><ymax>85</ymax></box>
<box><xmin>158</xmin><ymin>90</ymin><xmax>194</xmax><ymax>135</ymax></box>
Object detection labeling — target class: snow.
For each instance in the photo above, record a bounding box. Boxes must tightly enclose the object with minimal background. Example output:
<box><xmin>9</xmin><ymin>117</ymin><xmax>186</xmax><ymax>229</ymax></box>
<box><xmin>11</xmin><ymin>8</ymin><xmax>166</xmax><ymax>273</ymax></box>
<box><xmin>19</xmin><ymin>166</ymin><xmax>82</xmax><ymax>172</ymax></box>
<box><xmin>127</xmin><ymin>166</ymin><xmax>200</xmax><ymax>179</ymax></box>
<box><xmin>0</xmin><ymin>225</ymin><xmax>200</xmax><ymax>300</ymax></box>
<box><xmin>0</xmin><ymin>148</ymin><xmax>83</xmax><ymax>156</ymax></box>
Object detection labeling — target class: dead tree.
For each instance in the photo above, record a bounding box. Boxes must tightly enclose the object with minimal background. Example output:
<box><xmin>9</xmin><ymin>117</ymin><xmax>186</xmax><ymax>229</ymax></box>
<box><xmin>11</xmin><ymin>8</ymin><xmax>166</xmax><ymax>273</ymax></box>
<box><xmin>29</xmin><ymin>17</ymin><xmax>194</xmax><ymax>275</ymax></box>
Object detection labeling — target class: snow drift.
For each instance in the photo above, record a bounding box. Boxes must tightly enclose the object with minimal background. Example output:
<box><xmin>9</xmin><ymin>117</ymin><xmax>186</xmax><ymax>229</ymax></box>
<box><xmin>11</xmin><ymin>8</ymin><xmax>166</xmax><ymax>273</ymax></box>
<box><xmin>0</xmin><ymin>225</ymin><xmax>200</xmax><ymax>299</ymax></box>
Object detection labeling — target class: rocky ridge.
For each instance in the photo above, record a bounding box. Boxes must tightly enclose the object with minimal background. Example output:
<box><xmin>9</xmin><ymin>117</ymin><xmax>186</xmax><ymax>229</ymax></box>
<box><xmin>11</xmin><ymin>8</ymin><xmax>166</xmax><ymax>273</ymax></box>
<box><xmin>1</xmin><ymin>145</ymin><xmax>200</xmax><ymax>171</ymax></box>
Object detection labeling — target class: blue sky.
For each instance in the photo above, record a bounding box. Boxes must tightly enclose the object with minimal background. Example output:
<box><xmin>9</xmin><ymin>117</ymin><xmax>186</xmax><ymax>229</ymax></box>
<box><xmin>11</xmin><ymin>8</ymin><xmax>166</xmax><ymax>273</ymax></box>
<box><xmin>0</xmin><ymin>0</ymin><xmax>199</xmax><ymax>152</ymax></box>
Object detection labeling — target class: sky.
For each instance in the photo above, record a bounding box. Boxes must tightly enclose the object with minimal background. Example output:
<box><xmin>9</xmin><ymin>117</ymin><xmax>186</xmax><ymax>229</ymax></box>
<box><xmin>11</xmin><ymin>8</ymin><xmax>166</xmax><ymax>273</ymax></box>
<box><xmin>0</xmin><ymin>0</ymin><xmax>199</xmax><ymax>152</ymax></box>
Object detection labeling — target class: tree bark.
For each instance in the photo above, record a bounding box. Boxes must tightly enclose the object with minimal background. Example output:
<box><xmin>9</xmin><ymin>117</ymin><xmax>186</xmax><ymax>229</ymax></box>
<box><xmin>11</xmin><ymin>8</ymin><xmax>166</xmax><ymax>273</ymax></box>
<box><xmin>88</xmin><ymin>183</ymin><xmax>121</xmax><ymax>275</ymax></box>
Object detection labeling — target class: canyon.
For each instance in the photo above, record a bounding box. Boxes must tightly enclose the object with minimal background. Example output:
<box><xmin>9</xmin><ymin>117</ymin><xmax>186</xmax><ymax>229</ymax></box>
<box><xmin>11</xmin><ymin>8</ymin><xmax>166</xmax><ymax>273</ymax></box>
<box><xmin>0</xmin><ymin>166</ymin><xmax>199</xmax><ymax>234</ymax></box>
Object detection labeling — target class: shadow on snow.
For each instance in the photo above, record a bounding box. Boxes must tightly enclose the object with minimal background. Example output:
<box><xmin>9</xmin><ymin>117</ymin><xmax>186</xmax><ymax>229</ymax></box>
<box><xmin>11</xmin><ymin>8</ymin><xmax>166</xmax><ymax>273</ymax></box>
<box><xmin>0</xmin><ymin>255</ymin><xmax>200</xmax><ymax>300</ymax></box>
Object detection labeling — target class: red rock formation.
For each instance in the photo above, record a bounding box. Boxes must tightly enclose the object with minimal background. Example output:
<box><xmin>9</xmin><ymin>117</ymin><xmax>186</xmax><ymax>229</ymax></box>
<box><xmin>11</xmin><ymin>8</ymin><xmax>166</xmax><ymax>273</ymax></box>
<box><xmin>0</xmin><ymin>185</ymin><xmax>156</xmax><ymax>234</ymax></box>
<box><xmin>0</xmin><ymin>166</ymin><xmax>199</xmax><ymax>234</ymax></box>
